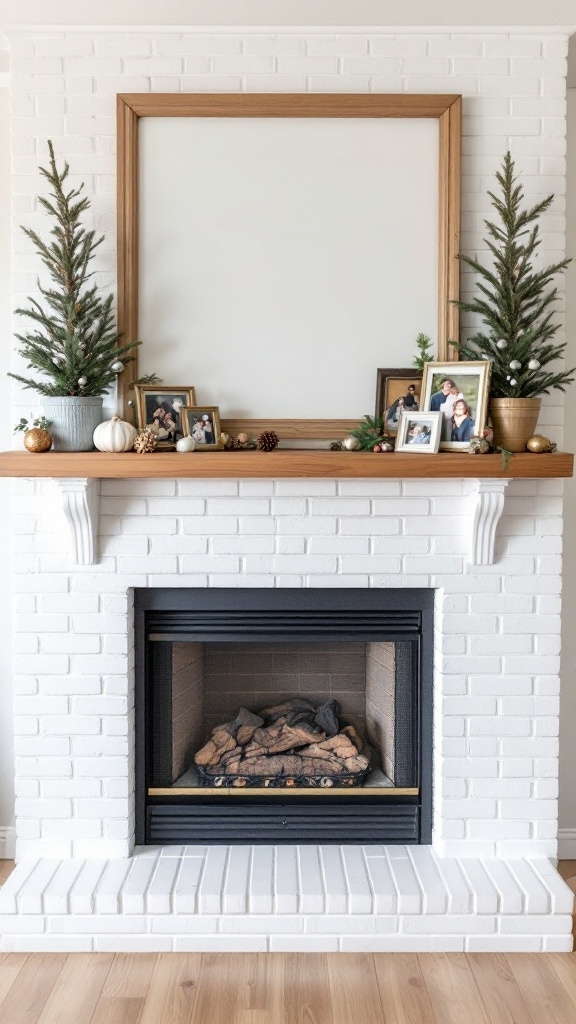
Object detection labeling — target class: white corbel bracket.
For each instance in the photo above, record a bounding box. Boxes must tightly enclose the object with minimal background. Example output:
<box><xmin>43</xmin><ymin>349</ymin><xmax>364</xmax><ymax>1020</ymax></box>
<box><xmin>56</xmin><ymin>478</ymin><xmax>100</xmax><ymax>565</ymax></box>
<box><xmin>469</xmin><ymin>478</ymin><xmax>509</xmax><ymax>566</ymax></box>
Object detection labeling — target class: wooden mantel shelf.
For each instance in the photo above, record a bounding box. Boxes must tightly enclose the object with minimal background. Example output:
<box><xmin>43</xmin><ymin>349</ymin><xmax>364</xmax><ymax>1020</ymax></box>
<box><xmin>0</xmin><ymin>450</ymin><xmax>573</xmax><ymax>479</ymax></box>
<box><xmin>2</xmin><ymin>450</ymin><xmax>571</xmax><ymax>569</ymax></box>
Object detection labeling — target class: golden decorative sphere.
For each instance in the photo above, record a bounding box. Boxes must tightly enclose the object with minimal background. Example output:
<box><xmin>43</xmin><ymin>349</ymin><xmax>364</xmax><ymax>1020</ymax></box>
<box><xmin>526</xmin><ymin>434</ymin><xmax>557</xmax><ymax>454</ymax></box>
<box><xmin>23</xmin><ymin>427</ymin><xmax>52</xmax><ymax>453</ymax></box>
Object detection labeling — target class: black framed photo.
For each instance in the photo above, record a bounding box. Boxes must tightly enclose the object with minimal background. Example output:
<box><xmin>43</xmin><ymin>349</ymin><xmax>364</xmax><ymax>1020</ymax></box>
<box><xmin>375</xmin><ymin>368</ymin><xmax>423</xmax><ymax>436</ymax></box>
<box><xmin>181</xmin><ymin>406</ymin><xmax>222</xmax><ymax>450</ymax></box>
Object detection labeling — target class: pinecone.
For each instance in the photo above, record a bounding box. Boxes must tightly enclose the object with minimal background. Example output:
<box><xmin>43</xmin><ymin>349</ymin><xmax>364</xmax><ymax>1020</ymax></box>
<box><xmin>257</xmin><ymin>430</ymin><xmax>279</xmax><ymax>452</ymax></box>
<box><xmin>133</xmin><ymin>428</ymin><xmax>158</xmax><ymax>454</ymax></box>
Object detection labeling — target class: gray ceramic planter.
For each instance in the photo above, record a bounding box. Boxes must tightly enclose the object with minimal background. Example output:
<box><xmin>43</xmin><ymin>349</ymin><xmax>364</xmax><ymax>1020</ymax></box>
<box><xmin>41</xmin><ymin>396</ymin><xmax>103</xmax><ymax>451</ymax></box>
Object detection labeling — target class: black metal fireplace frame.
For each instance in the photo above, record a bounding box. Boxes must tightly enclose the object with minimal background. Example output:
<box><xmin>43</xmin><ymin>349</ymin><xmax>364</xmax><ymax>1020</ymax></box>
<box><xmin>134</xmin><ymin>588</ymin><xmax>434</xmax><ymax>845</ymax></box>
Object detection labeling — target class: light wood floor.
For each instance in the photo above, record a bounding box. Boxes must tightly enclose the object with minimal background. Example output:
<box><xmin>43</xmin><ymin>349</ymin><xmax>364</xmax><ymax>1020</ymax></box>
<box><xmin>0</xmin><ymin>861</ymin><xmax>576</xmax><ymax>1023</ymax></box>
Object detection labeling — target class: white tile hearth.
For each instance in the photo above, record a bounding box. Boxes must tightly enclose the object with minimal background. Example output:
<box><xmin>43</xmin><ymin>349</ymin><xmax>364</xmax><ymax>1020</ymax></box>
<box><xmin>0</xmin><ymin>846</ymin><xmax>572</xmax><ymax>953</ymax></box>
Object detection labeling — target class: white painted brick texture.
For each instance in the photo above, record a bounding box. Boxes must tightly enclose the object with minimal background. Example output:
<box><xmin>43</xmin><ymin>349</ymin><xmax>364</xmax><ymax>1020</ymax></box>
<box><xmin>10</xmin><ymin>475</ymin><xmax>564</xmax><ymax>860</ymax></box>
<box><xmin>4</xmin><ymin>28</ymin><xmax>569</xmax><ymax>873</ymax></box>
<box><xmin>0</xmin><ymin>846</ymin><xmax>572</xmax><ymax>953</ymax></box>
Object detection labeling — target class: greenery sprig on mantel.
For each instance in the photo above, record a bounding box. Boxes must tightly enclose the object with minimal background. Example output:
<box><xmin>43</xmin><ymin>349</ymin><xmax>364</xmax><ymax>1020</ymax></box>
<box><xmin>450</xmin><ymin>151</ymin><xmax>574</xmax><ymax>398</ymax></box>
<box><xmin>8</xmin><ymin>141</ymin><xmax>139</xmax><ymax>398</ymax></box>
<box><xmin>348</xmin><ymin>415</ymin><xmax>395</xmax><ymax>451</ymax></box>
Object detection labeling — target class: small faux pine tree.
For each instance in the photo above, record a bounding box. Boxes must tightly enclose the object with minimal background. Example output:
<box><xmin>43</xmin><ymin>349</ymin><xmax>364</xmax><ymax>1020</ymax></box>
<box><xmin>451</xmin><ymin>152</ymin><xmax>574</xmax><ymax>398</ymax></box>
<box><xmin>8</xmin><ymin>141</ymin><xmax>139</xmax><ymax>397</ymax></box>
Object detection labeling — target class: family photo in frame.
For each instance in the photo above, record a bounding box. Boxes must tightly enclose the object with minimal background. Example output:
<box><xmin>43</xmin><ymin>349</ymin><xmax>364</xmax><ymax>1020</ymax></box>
<box><xmin>181</xmin><ymin>406</ymin><xmax>222</xmax><ymax>450</ymax></box>
<box><xmin>134</xmin><ymin>385</ymin><xmax>197</xmax><ymax>449</ymax></box>
<box><xmin>420</xmin><ymin>361</ymin><xmax>491</xmax><ymax>450</ymax></box>
<box><xmin>395</xmin><ymin>411</ymin><xmax>442</xmax><ymax>453</ymax></box>
<box><xmin>375</xmin><ymin>368</ymin><xmax>422</xmax><ymax>436</ymax></box>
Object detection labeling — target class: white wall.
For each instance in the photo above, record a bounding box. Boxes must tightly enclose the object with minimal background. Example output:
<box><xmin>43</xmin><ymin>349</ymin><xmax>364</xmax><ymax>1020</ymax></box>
<box><xmin>558</xmin><ymin>41</ymin><xmax>576</xmax><ymax>849</ymax></box>
<box><xmin>0</xmin><ymin>81</ymin><xmax>15</xmax><ymax>856</ymax></box>
<box><xmin>0</xmin><ymin>0</ymin><xmax>576</xmax><ymax>28</ymax></box>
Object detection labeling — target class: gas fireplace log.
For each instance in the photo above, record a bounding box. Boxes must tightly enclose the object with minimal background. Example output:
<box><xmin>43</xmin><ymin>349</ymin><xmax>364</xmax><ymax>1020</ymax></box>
<box><xmin>194</xmin><ymin>697</ymin><xmax>372</xmax><ymax>782</ymax></box>
<box><xmin>343</xmin><ymin>754</ymin><xmax>370</xmax><ymax>772</ymax></box>
<box><xmin>340</xmin><ymin>725</ymin><xmax>362</xmax><ymax>752</ymax></box>
<box><xmin>314</xmin><ymin>699</ymin><xmax>340</xmax><ymax>737</ymax></box>
<box><xmin>194</xmin><ymin>729</ymin><xmax>238</xmax><ymax>766</ymax></box>
<box><xmin>244</xmin><ymin>721</ymin><xmax>326</xmax><ymax>757</ymax></box>
<box><xmin>259</xmin><ymin>698</ymin><xmax>316</xmax><ymax>722</ymax></box>
<box><xmin>304</xmin><ymin>738</ymin><xmax>359</xmax><ymax>760</ymax></box>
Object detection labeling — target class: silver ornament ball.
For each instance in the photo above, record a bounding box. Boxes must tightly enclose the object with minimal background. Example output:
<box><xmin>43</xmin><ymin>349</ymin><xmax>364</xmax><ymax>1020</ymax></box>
<box><xmin>509</xmin><ymin>360</ymin><xmax>521</xmax><ymax>371</ymax></box>
<box><xmin>342</xmin><ymin>435</ymin><xmax>360</xmax><ymax>451</ymax></box>
<box><xmin>509</xmin><ymin>378</ymin><xmax>518</xmax><ymax>386</ymax></box>
<box><xmin>528</xmin><ymin>359</ymin><xmax>541</xmax><ymax>370</ymax></box>
<box><xmin>77</xmin><ymin>376</ymin><xmax>88</xmax><ymax>386</ymax></box>
<box><xmin>111</xmin><ymin>361</ymin><xmax>124</xmax><ymax>373</ymax></box>
<box><xmin>496</xmin><ymin>339</ymin><xmax>507</xmax><ymax>350</ymax></box>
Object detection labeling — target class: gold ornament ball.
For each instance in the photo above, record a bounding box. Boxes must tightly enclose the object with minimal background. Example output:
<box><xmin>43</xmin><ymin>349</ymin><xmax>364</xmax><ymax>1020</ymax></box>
<box><xmin>236</xmin><ymin>432</ymin><xmax>249</xmax><ymax>445</ymax></box>
<box><xmin>526</xmin><ymin>434</ymin><xmax>557</xmax><ymax>454</ymax></box>
<box><xmin>23</xmin><ymin>427</ymin><xmax>52</xmax><ymax>453</ymax></box>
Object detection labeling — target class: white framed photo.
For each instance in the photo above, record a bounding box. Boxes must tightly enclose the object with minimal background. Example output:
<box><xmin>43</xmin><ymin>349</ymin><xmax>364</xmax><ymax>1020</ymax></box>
<box><xmin>420</xmin><ymin>361</ymin><xmax>491</xmax><ymax>450</ymax></box>
<box><xmin>395</xmin><ymin>411</ymin><xmax>442</xmax><ymax>453</ymax></box>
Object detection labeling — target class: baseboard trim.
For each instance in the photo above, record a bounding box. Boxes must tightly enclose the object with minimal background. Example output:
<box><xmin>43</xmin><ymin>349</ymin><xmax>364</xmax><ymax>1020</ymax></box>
<box><xmin>558</xmin><ymin>828</ymin><xmax>576</xmax><ymax>860</ymax></box>
<box><xmin>0</xmin><ymin>826</ymin><xmax>15</xmax><ymax>860</ymax></box>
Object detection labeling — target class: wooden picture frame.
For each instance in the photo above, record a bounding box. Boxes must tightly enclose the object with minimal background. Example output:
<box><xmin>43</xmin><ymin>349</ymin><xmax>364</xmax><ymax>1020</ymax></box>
<box><xmin>134</xmin><ymin>384</ymin><xmax>196</xmax><ymax>450</ymax></box>
<box><xmin>375</xmin><ymin>367</ymin><xmax>423</xmax><ymax>436</ymax></box>
<box><xmin>420</xmin><ymin>361</ymin><xmax>491</xmax><ymax>451</ymax></box>
<box><xmin>117</xmin><ymin>93</ymin><xmax>462</xmax><ymax>431</ymax></box>
<box><xmin>181</xmin><ymin>405</ymin><xmax>223</xmax><ymax>450</ymax></box>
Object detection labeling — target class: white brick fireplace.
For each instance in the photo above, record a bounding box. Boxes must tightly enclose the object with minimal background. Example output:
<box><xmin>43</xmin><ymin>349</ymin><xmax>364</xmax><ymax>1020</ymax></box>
<box><xmin>0</xmin><ymin>473</ymin><xmax>573</xmax><ymax>951</ymax></box>
<box><xmin>1</xmin><ymin>22</ymin><xmax>574</xmax><ymax>952</ymax></box>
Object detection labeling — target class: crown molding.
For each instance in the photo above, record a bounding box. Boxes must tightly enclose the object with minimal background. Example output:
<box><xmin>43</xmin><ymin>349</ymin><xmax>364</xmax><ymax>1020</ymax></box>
<box><xmin>2</xmin><ymin>25</ymin><xmax>576</xmax><ymax>35</ymax></box>
<box><xmin>1</xmin><ymin>0</ymin><xmax>576</xmax><ymax>32</ymax></box>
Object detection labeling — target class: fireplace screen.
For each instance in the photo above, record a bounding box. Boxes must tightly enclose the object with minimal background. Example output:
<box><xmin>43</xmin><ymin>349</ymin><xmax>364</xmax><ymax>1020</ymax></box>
<box><xmin>135</xmin><ymin>589</ymin><xmax>433</xmax><ymax>844</ymax></box>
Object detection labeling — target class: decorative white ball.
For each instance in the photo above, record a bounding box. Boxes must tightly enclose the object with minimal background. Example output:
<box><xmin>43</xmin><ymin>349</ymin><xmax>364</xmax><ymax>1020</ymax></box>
<box><xmin>509</xmin><ymin>379</ymin><xmax>518</xmax><ymax>386</ymax></box>
<box><xmin>77</xmin><ymin>376</ymin><xmax>88</xmax><ymax>387</ymax></box>
<box><xmin>528</xmin><ymin>359</ymin><xmax>541</xmax><ymax>370</ymax></box>
<box><xmin>176</xmin><ymin>436</ymin><xmax>196</xmax><ymax>453</ymax></box>
<box><xmin>111</xmin><ymin>361</ymin><xmax>124</xmax><ymax>373</ymax></box>
<box><xmin>496</xmin><ymin>339</ymin><xmax>507</xmax><ymax>350</ymax></box>
<box><xmin>509</xmin><ymin>360</ymin><xmax>521</xmax><ymax>371</ymax></box>
<box><xmin>342</xmin><ymin>436</ymin><xmax>360</xmax><ymax>451</ymax></box>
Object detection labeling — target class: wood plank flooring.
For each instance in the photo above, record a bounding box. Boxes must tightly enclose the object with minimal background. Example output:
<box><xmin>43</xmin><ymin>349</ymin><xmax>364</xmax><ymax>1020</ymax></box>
<box><xmin>0</xmin><ymin>951</ymin><xmax>575</xmax><ymax>1023</ymax></box>
<box><xmin>0</xmin><ymin>861</ymin><xmax>575</xmax><ymax>1023</ymax></box>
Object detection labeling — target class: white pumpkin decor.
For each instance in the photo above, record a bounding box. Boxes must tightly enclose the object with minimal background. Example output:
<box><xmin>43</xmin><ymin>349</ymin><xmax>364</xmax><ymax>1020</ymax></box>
<box><xmin>93</xmin><ymin>415</ymin><xmax>137</xmax><ymax>453</ymax></box>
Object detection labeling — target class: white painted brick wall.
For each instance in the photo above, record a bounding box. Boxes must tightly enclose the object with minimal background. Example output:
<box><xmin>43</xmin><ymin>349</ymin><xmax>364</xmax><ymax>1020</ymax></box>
<box><xmin>4</xmin><ymin>28</ymin><xmax>569</xmax><ymax>862</ymax></box>
<box><xmin>7</xmin><ymin>474</ymin><xmax>564</xmax><ymax>861</ymax></box>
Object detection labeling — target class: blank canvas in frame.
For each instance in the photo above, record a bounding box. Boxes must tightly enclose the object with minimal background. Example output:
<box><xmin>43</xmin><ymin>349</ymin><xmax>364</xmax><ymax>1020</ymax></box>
<box><xmin>138</xmin><ymin>115</ymin><xmax>439</xmax><ymax>419</ymax></box>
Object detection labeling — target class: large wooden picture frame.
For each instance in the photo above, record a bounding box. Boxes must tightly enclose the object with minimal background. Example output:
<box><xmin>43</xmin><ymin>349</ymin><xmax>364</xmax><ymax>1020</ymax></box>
<box><xmin>117</xmin><ymin>93</ymin><xmax>461</xmax><ymax>434</ymax></box>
